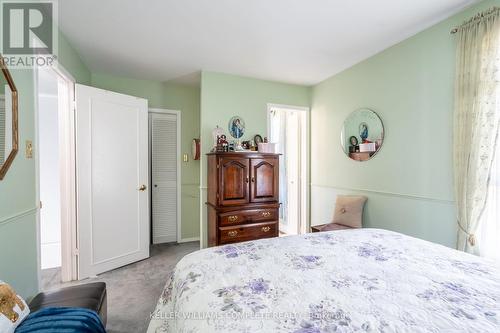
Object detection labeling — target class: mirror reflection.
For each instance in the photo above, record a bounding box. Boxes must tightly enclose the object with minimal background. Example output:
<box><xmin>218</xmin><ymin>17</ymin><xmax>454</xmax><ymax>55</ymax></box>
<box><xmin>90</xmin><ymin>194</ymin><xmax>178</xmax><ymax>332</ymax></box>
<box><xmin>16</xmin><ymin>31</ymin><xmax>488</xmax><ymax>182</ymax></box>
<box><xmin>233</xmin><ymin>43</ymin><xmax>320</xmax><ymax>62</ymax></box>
<box><xmin>341</xmin><ymin>108</ymin><xmax>384</xmax><ymax>162</ymax></box>
<box><xmin>0</xmin><ymin>57</ymin><xmax>18</xmax><ymax>180</ymax></box>
<box><xmin>0</xmin><ymin>72</ymin><xmax>13</xmax><ymax>166</ymax></box>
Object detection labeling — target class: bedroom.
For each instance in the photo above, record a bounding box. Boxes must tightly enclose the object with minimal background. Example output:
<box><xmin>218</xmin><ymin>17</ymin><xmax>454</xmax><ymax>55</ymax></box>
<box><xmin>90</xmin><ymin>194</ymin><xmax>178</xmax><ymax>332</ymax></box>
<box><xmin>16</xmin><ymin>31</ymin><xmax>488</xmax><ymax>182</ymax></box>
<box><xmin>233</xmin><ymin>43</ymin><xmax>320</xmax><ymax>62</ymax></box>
<box><xmin>1</xmin><ymin>0</ymin><xmax>500</xmax><ymax>332</ymax></box>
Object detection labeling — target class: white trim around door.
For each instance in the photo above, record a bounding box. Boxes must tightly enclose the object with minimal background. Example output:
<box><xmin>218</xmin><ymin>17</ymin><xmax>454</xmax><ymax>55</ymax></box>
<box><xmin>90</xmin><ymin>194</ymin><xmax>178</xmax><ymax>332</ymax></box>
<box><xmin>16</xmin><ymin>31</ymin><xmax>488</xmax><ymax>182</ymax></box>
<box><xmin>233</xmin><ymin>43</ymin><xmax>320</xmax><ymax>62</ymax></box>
<box><xmin>149</xmin><ymin>108</ymin><xmax>182</xmax><ymax>243</ymax></box>
<box><xmin>34</xmin><ymin>63</ymin><xmax>78</xmax><ymax>286</ymax></box>
<box><xmin>267</xmin><ymin>103</ymin><xmax>310</xmax><ymax>235</ymax></box>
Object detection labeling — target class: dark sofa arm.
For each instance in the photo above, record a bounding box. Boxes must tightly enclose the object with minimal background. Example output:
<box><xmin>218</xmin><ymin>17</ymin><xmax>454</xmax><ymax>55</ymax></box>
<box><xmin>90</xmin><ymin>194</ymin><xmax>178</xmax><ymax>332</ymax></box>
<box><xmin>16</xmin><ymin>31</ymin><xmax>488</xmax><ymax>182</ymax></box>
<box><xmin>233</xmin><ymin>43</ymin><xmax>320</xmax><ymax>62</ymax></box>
<box><xmin>28</xmin><ymin>282</ymin><xmax>107</xmax><ymax>327</ymax></box>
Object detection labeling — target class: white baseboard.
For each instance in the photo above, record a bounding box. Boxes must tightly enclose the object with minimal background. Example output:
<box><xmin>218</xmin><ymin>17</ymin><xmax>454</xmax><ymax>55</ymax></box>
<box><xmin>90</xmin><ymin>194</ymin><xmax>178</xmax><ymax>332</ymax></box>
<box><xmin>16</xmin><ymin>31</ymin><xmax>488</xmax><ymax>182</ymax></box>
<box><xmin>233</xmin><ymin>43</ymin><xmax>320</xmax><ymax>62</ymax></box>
<box><xmin>178</xmin><ymin>237</ymin><xmax>200</xmax><ymax>243</ymax></box>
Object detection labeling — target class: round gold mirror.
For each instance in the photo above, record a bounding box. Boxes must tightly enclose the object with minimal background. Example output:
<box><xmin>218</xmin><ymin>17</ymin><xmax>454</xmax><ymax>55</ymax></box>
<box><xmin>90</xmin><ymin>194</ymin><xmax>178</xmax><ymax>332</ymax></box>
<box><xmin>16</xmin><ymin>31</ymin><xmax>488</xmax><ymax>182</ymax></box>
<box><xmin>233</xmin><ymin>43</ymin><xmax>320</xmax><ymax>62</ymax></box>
<box><xmin>341</xmin><ymin>108</ymin><xmax>384</xmax><ymax>162</ymax></box>
<box><xmin>0</xmin><ymin>56</ymin><xmax>19</xmax><ymax>180</ymax></box>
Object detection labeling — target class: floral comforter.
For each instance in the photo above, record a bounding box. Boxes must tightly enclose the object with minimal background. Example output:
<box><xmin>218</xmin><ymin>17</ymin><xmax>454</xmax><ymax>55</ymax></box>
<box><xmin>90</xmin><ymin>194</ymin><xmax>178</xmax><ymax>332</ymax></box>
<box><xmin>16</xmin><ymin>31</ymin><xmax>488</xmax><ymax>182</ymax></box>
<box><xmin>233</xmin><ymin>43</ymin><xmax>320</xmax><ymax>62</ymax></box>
<box><xmin>148</xmin><ymin>229</ymin><xmax>500</xmax><ymax>332</ymax></box>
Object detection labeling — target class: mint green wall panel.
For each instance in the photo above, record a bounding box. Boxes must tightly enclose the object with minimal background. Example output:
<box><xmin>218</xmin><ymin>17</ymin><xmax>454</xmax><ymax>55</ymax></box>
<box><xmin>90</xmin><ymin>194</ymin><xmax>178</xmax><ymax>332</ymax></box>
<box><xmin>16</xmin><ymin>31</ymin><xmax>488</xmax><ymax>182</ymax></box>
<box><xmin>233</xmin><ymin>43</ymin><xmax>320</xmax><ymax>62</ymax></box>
<box><xmin>199</xmin><ymin>71</ymin><xmax>311</xmax><ymax>246</ymax></box>
<box><xmin>310</xmin><ymin>0</ymin><xmax>500</xmax><ymax>247</ymax></box>
<box><xmin>58</xmin><ymin>32</ymin><xmax>91</xmax><ymax>84</ymax></box>
<box><xmin>0</xmin><ymin>32</ymin><xmax>91</xmax><ymax>298</ymax></box>
<box><xmin>0</xmin><ymin>70</ymin><xmax>38</xmax><ymax>298</ymax></box>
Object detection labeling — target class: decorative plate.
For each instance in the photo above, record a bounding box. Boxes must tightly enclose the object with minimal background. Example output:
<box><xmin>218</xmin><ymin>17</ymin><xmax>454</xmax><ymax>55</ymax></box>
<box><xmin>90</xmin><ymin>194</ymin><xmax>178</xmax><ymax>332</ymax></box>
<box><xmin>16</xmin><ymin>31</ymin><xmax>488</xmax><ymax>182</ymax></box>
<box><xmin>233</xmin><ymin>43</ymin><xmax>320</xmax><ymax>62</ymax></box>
<box><xmin>228</xmin><ymin>116</ymin><xmax>245</xmax><ymax>139</ymax></box>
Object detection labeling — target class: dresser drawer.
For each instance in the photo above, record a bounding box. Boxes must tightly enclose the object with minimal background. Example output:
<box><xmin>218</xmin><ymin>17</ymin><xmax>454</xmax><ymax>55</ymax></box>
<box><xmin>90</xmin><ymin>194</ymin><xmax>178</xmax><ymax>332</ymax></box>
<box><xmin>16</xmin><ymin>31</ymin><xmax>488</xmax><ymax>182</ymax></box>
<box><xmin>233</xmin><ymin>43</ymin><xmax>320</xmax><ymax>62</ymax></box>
<box><xmin>219</xmin><ymin>209</ymin><xmax>278</xmax><ymax>226</ymax></box>
<box><xmin>219</xmin><ymin>221</ymin><xmax>278</xmax><ymax>244</ymax></box>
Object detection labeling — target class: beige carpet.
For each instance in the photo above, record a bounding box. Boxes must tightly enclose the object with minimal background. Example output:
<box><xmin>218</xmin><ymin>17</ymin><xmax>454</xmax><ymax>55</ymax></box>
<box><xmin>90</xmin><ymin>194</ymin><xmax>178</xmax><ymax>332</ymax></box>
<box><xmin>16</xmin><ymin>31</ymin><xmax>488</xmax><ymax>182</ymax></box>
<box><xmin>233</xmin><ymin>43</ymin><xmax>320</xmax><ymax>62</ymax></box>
<box><xmin>41</xmin><ymin>242</ymin><xmax>200</xmax><ymax>333</ymax></box>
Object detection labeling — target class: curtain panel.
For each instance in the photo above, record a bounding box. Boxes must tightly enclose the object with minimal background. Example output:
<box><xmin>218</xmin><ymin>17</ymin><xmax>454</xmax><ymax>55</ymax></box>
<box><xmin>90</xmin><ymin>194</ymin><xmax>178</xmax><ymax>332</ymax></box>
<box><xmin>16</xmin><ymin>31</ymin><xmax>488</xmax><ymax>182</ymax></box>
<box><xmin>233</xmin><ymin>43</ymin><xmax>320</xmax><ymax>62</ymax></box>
<box><xmin>454</xmin><ymin>7</ymin><xmax>500</xmax><ymax>253</ymax></box>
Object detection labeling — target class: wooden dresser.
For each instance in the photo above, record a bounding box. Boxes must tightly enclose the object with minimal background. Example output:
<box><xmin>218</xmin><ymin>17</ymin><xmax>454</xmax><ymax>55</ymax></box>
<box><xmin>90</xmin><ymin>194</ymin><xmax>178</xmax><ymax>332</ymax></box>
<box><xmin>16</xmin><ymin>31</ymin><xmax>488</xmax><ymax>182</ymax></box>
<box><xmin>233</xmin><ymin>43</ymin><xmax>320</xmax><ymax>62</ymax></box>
<box><xmin>206</xmin><ymin>152</ymin><xmax>280</xmax><ymax>247</ymax></box>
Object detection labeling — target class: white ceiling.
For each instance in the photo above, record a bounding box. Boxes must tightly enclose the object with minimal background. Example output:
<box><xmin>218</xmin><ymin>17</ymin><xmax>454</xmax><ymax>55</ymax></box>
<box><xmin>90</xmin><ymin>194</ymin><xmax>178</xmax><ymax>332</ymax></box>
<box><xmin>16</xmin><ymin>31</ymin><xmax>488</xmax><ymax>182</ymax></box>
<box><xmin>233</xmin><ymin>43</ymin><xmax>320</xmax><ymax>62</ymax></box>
<box><xmin>59</xmin><ymin>0</ymin><xmax>477</xmax><ymax>86</ymax></box>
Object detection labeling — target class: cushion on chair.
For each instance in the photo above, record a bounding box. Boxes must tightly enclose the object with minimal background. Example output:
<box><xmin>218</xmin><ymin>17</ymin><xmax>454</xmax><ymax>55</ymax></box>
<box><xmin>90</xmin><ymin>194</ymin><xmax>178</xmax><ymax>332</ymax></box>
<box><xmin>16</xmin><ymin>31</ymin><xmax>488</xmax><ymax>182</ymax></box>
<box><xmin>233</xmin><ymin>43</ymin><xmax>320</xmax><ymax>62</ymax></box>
<box><xmin>28</xmin><ymin>282</ymin><xmax>107</xmax><ymax>327</ymax></box>
<box><xmin>332</xmin><ymin>195</ymin><xmax>367</xmax><ymax>228</ymax></box>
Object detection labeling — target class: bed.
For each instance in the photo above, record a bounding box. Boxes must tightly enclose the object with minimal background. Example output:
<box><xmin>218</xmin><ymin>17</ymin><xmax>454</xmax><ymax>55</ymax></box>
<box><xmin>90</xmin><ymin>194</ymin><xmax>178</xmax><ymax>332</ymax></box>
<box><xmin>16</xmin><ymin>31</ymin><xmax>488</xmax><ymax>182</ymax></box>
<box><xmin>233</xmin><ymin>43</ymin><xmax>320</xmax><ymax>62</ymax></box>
<box><xmin>147</xmin><ymin>229</ymin><xmax>500</xmax><ymax>332</ymax></box>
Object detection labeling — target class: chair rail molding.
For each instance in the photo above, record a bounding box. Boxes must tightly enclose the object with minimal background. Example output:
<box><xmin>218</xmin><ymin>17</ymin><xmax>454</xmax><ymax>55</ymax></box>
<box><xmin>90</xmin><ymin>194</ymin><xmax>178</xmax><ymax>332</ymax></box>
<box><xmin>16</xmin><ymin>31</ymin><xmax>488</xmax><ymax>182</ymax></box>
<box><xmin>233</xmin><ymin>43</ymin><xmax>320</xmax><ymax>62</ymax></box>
<box><xmin>310</xmin><ymin>184</ymin><xmax>455</xmax><ymax>205</ymax></box>
<box><xmin>0</xmin><ymin>207</ymin><xmax>38</xmax><ymax>226</ymax></box>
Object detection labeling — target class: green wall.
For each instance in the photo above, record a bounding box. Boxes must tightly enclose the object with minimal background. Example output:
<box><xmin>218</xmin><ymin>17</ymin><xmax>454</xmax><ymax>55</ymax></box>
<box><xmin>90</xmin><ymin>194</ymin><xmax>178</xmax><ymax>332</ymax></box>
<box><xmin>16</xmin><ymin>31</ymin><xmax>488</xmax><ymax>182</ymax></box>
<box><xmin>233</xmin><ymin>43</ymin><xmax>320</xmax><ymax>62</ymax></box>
<box><xmin>91</xmin><ymin>73</ymin><xmax>201</xmax><ymax>240</ymax></box>
<box><xmin>199</xmin><ymin>71</ymin><xmax>311</xmax><ymax>247</ymax></box>
<box><xmin>90</xmin><ymin>73</ymin><xmax>166</xmax><ymax>108</ymax></box>
<box><xmin>0</xmin><ymin>70</ymin><xmax>38</xmax><ymax>298</ymax></box>
<box><xmin>58</xmin><ymin>31</ymin><xmax>91</xmax><ymax>85</ymax></box>
<box><xmin>0</xmin><ymin>32</ymin><xmax>90</xmax><ymax>298</ymax></box>
<box><xmin>2</xmin><ymin>0</ymin><xmax>497</xmax><ymax>297</ymax></box>
<box><xmin>310</xmin><ymin>0</ymin><xmax>499</xmax><ymax>248</ymax></box>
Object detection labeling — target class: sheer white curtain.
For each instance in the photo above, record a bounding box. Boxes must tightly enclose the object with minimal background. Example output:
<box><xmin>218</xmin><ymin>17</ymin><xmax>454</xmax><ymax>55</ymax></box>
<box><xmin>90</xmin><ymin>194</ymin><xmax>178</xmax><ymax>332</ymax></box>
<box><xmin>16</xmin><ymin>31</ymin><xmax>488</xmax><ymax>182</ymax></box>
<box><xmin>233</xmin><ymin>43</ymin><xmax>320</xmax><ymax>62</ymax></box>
<box><xmin>454</xmin><ymin>7</ymin><xmax>500</xmax><ymax>255</ymax></box>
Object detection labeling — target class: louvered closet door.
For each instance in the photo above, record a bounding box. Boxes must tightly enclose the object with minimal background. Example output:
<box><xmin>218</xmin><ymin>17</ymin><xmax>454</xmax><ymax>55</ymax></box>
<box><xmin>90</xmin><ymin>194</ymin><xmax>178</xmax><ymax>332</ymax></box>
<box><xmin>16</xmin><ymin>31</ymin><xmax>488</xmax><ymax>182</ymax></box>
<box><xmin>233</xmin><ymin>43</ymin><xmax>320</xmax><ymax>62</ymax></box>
<box><xmin>151</xmin><ymin>112</ymin><xmax>179</xmax><ymax>244</ymax></box>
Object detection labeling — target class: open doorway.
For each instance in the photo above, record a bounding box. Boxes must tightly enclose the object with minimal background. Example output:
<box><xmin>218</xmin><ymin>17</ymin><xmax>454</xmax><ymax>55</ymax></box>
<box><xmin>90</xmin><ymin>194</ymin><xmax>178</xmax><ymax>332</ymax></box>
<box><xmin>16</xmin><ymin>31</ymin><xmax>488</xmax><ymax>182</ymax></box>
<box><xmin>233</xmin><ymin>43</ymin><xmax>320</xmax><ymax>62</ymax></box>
<box><xmin>267</xmin><ymin>104</ymin><xmax>309</xmax><ymax>236</ymax></box>
<box><xmin>35</xmin><ymin>65</ymin><xmax>77</xmax><ymax>288</ymax></box>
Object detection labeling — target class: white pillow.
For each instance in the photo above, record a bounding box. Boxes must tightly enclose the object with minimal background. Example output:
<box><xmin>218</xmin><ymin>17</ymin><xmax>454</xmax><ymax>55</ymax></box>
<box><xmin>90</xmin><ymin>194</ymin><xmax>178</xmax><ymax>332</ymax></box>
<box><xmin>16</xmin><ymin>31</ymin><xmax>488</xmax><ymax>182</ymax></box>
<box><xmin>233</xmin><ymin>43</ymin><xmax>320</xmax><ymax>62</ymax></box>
<box><xmin>0</xmin><ymin>280</ymin><xmax>30</xmax><ymax>333</ymax></box>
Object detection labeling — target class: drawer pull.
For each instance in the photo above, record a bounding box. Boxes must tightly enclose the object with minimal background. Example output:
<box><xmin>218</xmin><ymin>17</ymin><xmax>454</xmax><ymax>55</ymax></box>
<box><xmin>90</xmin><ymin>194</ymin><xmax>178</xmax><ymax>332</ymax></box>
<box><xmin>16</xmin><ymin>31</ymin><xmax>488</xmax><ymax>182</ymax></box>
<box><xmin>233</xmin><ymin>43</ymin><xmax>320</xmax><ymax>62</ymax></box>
<box><xmin>228</xmin><ymin>230</ymin><xmax>238</xmax><ymax>237</ymax></box>
<box><xmin>261</xmin><ymin>226</ymin><xmax>271</xmax><ymax>232</ymax></box>
<box><xmin>227</xmin><ymin>215</ymin><xmax>239</xmax><ymax>222</ymax></box>
<box><xmin>261</xmin><ymin>211</ymin><xmax>271</xmax><ymax>218</ymax></box>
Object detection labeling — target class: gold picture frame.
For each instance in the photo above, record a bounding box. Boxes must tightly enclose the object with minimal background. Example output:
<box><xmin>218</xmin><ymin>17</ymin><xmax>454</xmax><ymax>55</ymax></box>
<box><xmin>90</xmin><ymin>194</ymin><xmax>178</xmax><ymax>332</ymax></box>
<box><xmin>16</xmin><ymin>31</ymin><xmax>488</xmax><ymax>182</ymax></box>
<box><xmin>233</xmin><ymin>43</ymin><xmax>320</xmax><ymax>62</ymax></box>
<box><xmin>0</xmin><ymin>55</ymin><xmax>19</xmax><ymax>180</ymax></box>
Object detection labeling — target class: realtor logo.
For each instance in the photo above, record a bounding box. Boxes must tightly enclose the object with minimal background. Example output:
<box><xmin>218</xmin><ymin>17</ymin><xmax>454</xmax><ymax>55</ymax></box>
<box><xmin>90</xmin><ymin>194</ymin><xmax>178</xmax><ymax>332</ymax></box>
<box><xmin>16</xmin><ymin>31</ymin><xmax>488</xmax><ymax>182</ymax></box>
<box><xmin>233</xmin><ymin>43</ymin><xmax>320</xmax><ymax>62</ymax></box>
<box><xmin>0</xmin><ymin>0</ymin><xmax>58</xmax><ymax>68</ymax></box>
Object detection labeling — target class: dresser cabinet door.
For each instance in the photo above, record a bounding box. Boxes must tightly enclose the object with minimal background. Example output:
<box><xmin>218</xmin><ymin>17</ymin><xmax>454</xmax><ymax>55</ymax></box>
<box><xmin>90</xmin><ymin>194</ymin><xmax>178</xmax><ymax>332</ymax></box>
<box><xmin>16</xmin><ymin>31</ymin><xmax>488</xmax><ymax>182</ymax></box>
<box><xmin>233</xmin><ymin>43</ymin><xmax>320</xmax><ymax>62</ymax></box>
<box><xmin>219</xmin><ymin>157</ymin><xmax>250</xmax><ymax>205</ymax></box>
<box><xmin>250</xmin><ymin>158</ymin><xmax>279</xmax><ymax>203</ymax></box>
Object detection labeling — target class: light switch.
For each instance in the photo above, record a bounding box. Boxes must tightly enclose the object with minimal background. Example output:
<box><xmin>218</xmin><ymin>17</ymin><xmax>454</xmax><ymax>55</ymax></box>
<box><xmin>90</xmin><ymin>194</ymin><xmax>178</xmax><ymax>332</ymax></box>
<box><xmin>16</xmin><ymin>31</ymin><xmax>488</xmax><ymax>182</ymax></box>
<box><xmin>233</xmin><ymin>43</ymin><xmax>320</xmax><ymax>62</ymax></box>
<box><xmin>183</xmin><ymin>153</ymin><xmax>189</xmax><ymax>162</ymax></box>
<box><xmin>25</xmin><ymin>140</ymin><xmax>33</xmax><ymax>159</ymax></box>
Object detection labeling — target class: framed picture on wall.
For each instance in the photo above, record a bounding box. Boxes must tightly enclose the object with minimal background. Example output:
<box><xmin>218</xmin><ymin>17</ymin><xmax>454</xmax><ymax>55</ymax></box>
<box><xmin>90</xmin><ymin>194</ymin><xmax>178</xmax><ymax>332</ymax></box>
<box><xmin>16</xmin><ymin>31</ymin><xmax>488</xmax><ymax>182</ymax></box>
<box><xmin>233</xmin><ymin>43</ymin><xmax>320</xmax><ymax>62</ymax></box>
<box><xmin>228</xmin><ymin>116</ymin><xmax>245</xmax><ymax>139</ymax></box>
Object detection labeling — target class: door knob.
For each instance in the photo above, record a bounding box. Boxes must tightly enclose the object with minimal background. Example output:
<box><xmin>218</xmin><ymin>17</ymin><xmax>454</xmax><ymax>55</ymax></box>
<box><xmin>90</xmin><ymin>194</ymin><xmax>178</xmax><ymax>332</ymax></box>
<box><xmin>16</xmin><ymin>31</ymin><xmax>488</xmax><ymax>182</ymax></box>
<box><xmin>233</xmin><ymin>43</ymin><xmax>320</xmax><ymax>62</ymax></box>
<box><xmin>139</xmin><ymin>185</ymin><xmax>147</xmax><ymax>191</ymax></box>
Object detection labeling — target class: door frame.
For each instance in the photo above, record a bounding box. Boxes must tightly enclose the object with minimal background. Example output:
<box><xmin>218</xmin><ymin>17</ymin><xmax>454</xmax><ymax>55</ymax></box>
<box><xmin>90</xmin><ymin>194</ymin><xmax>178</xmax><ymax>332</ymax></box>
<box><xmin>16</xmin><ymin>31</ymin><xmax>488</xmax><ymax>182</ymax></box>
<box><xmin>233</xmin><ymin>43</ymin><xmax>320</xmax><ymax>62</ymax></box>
<box><xmin>149</xmin><ymin>108</ymin><xmax>182</xmax><ymax>243</ymax></box>
<box><xmin>33</xmin><ymin>62</ymin><xmax>78</xmax><ymax>286</ymax></box>
<box><xmin>266</xmin><ymin>103</ymin><xmax>310</xmax><ymax>235</ymax></box>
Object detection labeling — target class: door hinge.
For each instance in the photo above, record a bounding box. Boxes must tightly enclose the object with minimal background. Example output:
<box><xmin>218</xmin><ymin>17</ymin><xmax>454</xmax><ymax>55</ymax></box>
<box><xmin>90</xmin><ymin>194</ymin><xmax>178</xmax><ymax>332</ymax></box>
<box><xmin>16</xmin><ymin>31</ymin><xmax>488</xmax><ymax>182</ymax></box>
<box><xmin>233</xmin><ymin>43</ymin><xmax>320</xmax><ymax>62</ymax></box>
<box><xmin>217</xmin><ymin>163</ymin><xmax>220</xmax><ymax>169</ymax></box>
<box><xmin>39</xmin><ymin>201</ymin><xmax>43</xmax><ymax>209</ymax></box>
<box><xmin>73</xmin><ymin>248</ymin><xmax>79</xmax><ymax>256</ymax></box>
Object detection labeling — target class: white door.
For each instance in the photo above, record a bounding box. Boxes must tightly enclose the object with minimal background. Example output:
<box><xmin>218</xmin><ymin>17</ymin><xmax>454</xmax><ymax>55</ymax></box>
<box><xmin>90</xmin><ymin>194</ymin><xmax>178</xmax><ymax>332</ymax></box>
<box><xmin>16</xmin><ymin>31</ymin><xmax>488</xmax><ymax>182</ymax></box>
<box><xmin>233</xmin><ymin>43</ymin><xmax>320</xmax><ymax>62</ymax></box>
<box><xmin>150</xmin><ymin>111</ymin><xmax>180</xmax><ymax>244</ymax></box>
<box><xmin>76</xmin><ymin>84</ymin><xmax>149</xmax><ymax>279</ymax></box>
